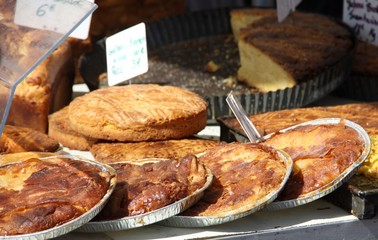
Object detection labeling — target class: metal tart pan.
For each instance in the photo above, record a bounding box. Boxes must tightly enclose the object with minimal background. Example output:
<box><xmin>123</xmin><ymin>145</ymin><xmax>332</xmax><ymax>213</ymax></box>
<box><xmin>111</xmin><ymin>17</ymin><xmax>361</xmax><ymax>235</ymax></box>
<box><xmin>263</xmin><ymin>118</ymin><xmax>372</xmax><ymax>210</ymax></box>
<box><xmin>158</xmin><ymin>149</ymin><xmax>293</xmax><ymax>227</ymax></box>
<box><xmin>79</xmin><ymin>8</ymin><xmax>356</xmax><ymax>123</ymax></box>
<box><xmin>76</xmin><ymin>158</ymin><xmax>213</xmax><ymax>232</ymax></box>
<box><xmin>0</xmin><ymin>155</ymin><xmax>117</xmax><ymax>240</ymax></box>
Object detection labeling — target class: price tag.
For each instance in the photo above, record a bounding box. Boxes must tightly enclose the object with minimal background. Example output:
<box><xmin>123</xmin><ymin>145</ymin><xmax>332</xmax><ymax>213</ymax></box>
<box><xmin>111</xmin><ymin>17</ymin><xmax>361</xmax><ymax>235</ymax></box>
<box><xmin>105</xmin><ymin>23</ymin><xmax>148</xmax><ymax>86</ymax></box>
<box><xmin>343</xmin><ymin>0</ymin><xmax>378</xmax><ymax>45</ymax></box>
<box><xmin>70</xmin><ymin>0</ymin><xmax>94</xmax><ymax>39</ymax></box>
<box><xmin>14</xmin><ymin>0</ymin><xmax>93</xmax><ymax>34</ymax></box>
<box><xmin>276</xmin><ymin>0</ymin><xmax>302</xmax><ymax>22</ymax></box>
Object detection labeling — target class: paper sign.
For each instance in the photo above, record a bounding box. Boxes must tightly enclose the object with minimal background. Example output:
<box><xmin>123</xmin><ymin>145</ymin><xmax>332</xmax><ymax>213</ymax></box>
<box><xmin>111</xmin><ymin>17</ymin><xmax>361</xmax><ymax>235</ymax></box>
<box><xmin>276</xmin><ymin>0</ymin><xmax>302</xmax><ymax>22</ymax></box>
<box><xmin>70</xmin><ymin>0</ymin><xmax>94</xmax><ymax>39</ymax></box>
<box><xmin>105</xmin><ymin>23</ymin><xmax>148</xmax><ymax>86</ymax></box>
<box><xmin>343</xmin><ymin>0</ymin><xmax>378</xmax><ymax>45</ymax></box>
<box><xmin>14</xmin><ymin>0</ymin><xmax>92</xmax><ymax>34</ymax></box>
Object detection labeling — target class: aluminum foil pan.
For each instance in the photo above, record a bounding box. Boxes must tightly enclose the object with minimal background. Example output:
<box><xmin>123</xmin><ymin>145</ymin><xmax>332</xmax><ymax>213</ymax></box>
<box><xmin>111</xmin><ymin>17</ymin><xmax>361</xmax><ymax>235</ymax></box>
<box><xmin>0</xmin><ymin>154</ymin><xmax>117</xmax><ymax>240</ymax></box>
<box><xmin>159</xmin><ymin>149</ymin><xmax>293</xmax><ymax>228</ymax></box>
<box><xmin>264</xmin><ymin>118</ymin><xmax>372</xmax><ymax>210</ymax></box>
<box><xmin>76</xmin><ymin>158</ymin><xmax>213</xmax><ymax>232</ymax></box>
<box><xmin>79</xmin><ymin>8</ymin><xmax>355</xmax><ymax>123</ymax></box>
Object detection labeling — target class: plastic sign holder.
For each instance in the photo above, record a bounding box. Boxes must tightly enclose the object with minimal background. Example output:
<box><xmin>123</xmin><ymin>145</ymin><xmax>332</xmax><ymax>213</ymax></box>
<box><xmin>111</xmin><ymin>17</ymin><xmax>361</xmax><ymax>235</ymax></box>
<box><xmin>0</xmin><ymin>0</ymin><xmax>97</xmax><ymax>136</ymax></box>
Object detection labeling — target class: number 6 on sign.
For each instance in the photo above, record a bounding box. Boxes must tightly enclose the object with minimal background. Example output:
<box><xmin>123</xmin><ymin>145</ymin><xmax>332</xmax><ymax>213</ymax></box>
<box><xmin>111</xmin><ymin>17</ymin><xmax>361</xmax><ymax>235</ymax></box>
<box><xmin>105</xmin><ymin>23</ymin><xmax>149</xmax><ymax>86</ymax></box>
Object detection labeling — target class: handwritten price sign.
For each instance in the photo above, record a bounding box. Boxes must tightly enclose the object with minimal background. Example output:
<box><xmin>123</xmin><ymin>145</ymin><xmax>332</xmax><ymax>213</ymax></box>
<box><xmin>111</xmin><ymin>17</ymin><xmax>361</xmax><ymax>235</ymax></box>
<box><xmin>343</xmin><ymin>0</ymin><xmax>378</xmax><ymax>45</ymax></box>
<box><xmin>106</xmin><ymin>23</ymin><xmax>148</xmax><ymax>86</ymax></box>
<box><xmin>14</xmin><ymin>0</ymin><xmax>94</xmax><ymax>34</ymax></box>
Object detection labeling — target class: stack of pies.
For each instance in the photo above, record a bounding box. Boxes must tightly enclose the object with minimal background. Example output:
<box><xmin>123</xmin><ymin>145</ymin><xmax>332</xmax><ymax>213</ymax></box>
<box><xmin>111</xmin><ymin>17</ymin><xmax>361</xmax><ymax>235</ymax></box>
<box><xmin>48</xmin><ymin>84</ymin><xmax>211</xmax><ymax>151</ymax></box>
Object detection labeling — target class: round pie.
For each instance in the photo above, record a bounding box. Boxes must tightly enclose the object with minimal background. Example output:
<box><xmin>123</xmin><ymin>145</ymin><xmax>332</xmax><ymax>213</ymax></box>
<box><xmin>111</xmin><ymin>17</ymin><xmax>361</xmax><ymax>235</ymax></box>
<box><xmin>68</xmin><ymin>84</ymin><xmax>208</xmax><ymax>142</ymax></box>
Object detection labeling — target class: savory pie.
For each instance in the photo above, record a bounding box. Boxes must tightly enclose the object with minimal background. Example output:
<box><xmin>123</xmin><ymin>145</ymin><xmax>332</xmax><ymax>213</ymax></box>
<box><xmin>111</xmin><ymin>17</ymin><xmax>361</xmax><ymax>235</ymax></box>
<box><xmin>0</xmin><ymin>156</ymin><xmax>113</xmax><ymax>236</ymax></box>
<box><xmin>94</xmin><ymin>155</ymin><xmax>208</xmax><ymax>220</ymax></box>
<box><xmin>262</xmin><ymin>122</ymin><xmax>365</xmax><ymax>200</ymax></box>
<box><xmin>182</xmin><ymin>142</ymin><xmax>287</xmax><ymax>217</ymax></box>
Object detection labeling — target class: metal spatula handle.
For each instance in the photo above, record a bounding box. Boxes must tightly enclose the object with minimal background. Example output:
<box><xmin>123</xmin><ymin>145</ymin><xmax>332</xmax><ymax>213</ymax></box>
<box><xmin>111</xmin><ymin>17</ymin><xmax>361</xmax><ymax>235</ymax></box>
<box><xmin>226</xmin><ymin>91</ymin><xmax>262</xmax><ymax>143</ymax></box>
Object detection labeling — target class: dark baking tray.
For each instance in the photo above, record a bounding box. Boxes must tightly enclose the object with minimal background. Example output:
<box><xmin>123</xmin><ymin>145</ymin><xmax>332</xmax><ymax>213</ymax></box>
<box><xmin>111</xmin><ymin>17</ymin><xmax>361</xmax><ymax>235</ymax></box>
<box><xmin>218</xmin><ymin>116</ymin><xmax>378</xmax><ymax>219</ymax></box>
<box><xmin>79</xmin><ymin>8</ymin><xmax>355</xmax><ymax>122</ymax></box>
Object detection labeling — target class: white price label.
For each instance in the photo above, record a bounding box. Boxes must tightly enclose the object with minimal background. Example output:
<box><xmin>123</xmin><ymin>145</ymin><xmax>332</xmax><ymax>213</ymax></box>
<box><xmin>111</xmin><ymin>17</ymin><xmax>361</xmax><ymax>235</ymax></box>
<box><xmin>276</xmin><ymin>0</ymin><xmax>302</xmax><ymax>22</ymax></box>
<box><xmin>70</xmin><ymin>0</ymin><xmax>94</xmax><ymax>39</ymax></box>
<box><xmin>14</xmin><ymin>0</ymin><xmax>93</xmax><ymax>34</ymax></box>
<box><xmin>105</xmin><ymin>23</ymin><xmax>148</xmax><ymax>86</ymax></box>
<box><xmin>343</xmin><ymin>0</ymin><xmax>378</xmax><ymax>45</ymax></box>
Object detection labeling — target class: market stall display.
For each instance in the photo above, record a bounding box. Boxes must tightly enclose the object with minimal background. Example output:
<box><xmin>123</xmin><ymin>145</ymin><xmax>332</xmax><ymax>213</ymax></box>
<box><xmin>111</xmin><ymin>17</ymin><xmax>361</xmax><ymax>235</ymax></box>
<box><xmin>80</xmin><ymin>8</ymin><xmax>355</xmax><ymax>121</ymax></box>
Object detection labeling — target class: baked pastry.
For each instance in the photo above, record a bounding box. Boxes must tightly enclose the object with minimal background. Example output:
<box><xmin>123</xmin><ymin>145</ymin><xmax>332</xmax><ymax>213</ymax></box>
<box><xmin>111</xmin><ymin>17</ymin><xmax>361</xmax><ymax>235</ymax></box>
<box><xmin>262</xmin><ymin>122</ymin><xmax>365</xmax><ymax>200</ymax></box>
<box><xmin>0</xmin><ymin>152</ymin><xmax>58</xmax><ymax>165</ymax></box>
<box><xmin>230</xmin><ymin>8</ymin><xmax>275</xmax><ymax>42</ymax></box>
<box><xmin>5</xmin><ymin>39</ymin><xmax>75</xmax><ymax>133</ymax></box>
<box><xmin>231</xmin><ymin>9</ymin><xmax>354</xmax><ymax>92</ymax></box>
<box><xmin>0</xmin><ymin>125</ymin><xmax>60</xmax><ymax>154</ymax></box>
<box><xmin>218</xmin><ymin>102</ymin><xmax>378</xmax><ymax>183</ymax></box>
<box><xmin>94</xmin><ymin>155</ymin><xmax>207</xmax><ymax>220</ymax></box>
<box><xmin>182</xmin><ymin>142</ymin><xmax>287</xmax><ymax>217</ymax></box>
<box><xmin>68</xmin><ymin>84</ymin><xmax>208</xmax><ymax>142</ymax></box>
<box><xmin>48</xmin><ymin>106</ymin><xmax>98</xmax><ymax>151</ymax></box>
<box><xmin>90</xmin><ymin>138</ymin><xmax>223</xmax><ymax>163</ymax></box>
<box><xmin>0</xmin><ymin>156</ymin><xmax>113</xmax><ymax>236</ymax></box>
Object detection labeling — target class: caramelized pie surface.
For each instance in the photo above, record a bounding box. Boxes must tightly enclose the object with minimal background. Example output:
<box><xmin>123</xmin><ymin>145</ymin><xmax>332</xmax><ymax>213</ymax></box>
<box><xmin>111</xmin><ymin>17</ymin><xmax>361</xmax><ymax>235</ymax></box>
<box><xmin>182</xmin><ymin>142</ymin><xmax>287</xmax><ymax>217</ymax></box>
<box><xmin>94</xmin><ymin>155</ymin><xmax>207</xmax><ymax>220</ymax></box>
<box><xmin>263</xmin><ymin>123</ymin><xmax>364</xmax><ymax>200</ymax></box>
<box><xmin>0</xmin><ymin>157</ymin><xmax>111</xmax><ymax>236</ymax></box>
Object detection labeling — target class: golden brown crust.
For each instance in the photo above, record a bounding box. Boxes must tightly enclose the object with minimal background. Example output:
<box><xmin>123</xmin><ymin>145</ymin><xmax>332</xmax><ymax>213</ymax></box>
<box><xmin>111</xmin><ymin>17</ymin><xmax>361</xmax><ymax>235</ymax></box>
<box><xmin>0</xmin><ymin>157</ymin><xmax>111</xmax><ymax>236</ymax></box>
<box><xmin>0</xmin><ymin>125</ymin><xmax>60</xmax><ymax>154</ymax></box>
<box><xmin>263</xmin><ymin>123</ymin><xmax>364</xmax><ymax>200</ymax></box>
<box><xmin>182</xmin><ymin>142</ymin><xmax>286</xmax><ymax>217</ymax></box>
<box><xmin>0</xmin><ymin>152</ymin><xmax>58</xmax><ymax>166</ymax></box>
<box><xmin>220</xmin><ymin>102</ymin><xmax>378</xmax><ymax>136</ymax></box>
<box><xmin>232</xmin><ymin>9</ymin><xmax>354</xmax><ymax>92</ymax></box>
<box><xmin>68</xmin><ymin>84</ymin><xmax>208</xmax><ymax>142</ymax></box>
<box><xmin>5</xmin><ymin>40</ymin><xmax>74</xmax><ymax>133</ymax></box>
<box><xmin>94</xmin><ymin>155</ymin><xmax>207</xmax><ymax>220</ymax></box>
<box><xmin>48</xmin><ymin>106</ymin><xmax>97</xmax><ymax>151</ymax></box>
<box><xmin>90</xmin><ymin>139</ymin><xmax>223</xmax><ymax>163</ymax></box>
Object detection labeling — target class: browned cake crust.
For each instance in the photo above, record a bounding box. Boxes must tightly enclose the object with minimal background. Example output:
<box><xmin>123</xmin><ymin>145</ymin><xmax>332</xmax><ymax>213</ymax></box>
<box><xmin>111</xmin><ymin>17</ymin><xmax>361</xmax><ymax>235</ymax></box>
<box><xmin>0</xmin><ymin>152</ymin><xmax>58</xmax><ymax>166</ymax></box>
<box><xmin>90</xmin><ymin>139</ymin><xmax>223</xmax><ymax>163</ymax></box>
<box><xmin>5</xmin><ymin>40</ymin><xmax>74</xmax><ymax>133</ymax></box>
<box><xmin>230</xmin><ymin>8</ymin><xmax>276</xmax><ymax>41</ymax></box>
<box><xmin>220</xmin><ymin>102</ymin><xmax>378</xmax><ymax>136</ymax></box>
<box><xmin>48</xmin><ymin>106</ymin><xmax>98</xmax><ymax>151</ymax></box>
<box><xmin>0</xmin><ymin>157</ymin><xmax>111</xmax><ymax>236</ymax></box>
<box><xmin>0</xmin><ymin>125</ymin><xmax>60</xmax><ymax>154</ymax></box>
<box><xmin>233</xmin><ymin>9</ymin><xmax>354</xmax><ymax>92</ymax></box>
<box><xmin>68</xmin><ymin>84</ymin><xmax>208</xmax><ymax>142</ymax></box>
<box><xmin>182</xmin><ymin>142</ymin><xmax>286</xmax><ymax>217</ymax></box>
<box><xmin>262</xmin><ymin>123</ymin><xmax>364</xmax><ymax>200</ymax></box>
<box><xmin>94</xmin><ymin>155</ymin><xmax>207</xmax><ymax>220</ymax></box>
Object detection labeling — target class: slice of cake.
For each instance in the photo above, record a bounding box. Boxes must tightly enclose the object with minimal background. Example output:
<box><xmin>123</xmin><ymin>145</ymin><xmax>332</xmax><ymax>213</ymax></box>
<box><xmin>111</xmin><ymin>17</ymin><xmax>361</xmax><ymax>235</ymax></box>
<box><xmin>230</xmin><ymin>9</ymin><xmax>354</xmax><ymax>92</ymax></box>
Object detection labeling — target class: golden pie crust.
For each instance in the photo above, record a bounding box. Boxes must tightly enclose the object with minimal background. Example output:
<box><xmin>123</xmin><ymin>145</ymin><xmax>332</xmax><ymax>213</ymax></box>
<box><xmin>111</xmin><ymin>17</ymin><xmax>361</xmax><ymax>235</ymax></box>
<box><xmin>94</xmin><ymin>155</ymin><xmax>207</xmax><ymax>220</ymax></box>
<box><xmin>90</xmin><ymin>138</ymin><xmax>223</xmax><ymax>163</ymax></box>
<box><xmin>182</xmin><ymin>142</ymin><xmax>287</xmax><ymax>217</ymax></box>
<box><xmin>68</xmin><ymin>84</ymin><xmax>208</xmax><ymax>142</ymax></box>
<box><xmin>263</xmin><ymin>123</ymin><xmax>364</xmax><ymax>200</ymax></box>
<box><xmin>0</xmin><ymin>157</ymin><xmax>112</xmax><ymax>236</ymax></box>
